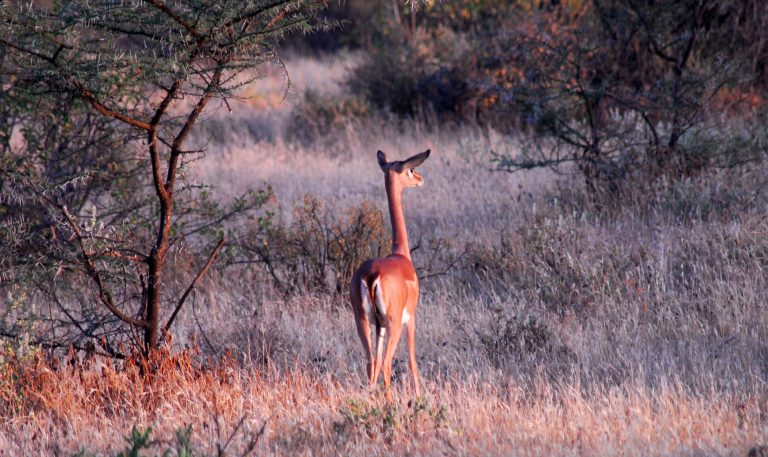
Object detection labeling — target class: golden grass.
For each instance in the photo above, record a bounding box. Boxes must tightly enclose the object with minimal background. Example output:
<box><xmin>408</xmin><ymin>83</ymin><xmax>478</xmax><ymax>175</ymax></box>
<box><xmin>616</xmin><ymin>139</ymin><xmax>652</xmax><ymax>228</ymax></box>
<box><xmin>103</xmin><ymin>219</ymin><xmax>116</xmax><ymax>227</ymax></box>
<box><xmin>1</xmin><ymin>350</ymin><xmax>765</xmax><ymax>456</ymax></box>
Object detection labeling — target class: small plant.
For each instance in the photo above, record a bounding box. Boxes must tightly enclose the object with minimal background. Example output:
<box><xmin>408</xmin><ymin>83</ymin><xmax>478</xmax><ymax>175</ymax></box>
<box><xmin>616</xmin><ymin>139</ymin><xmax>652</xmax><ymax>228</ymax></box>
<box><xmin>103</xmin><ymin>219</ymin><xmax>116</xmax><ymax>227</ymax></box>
<box><xmin>335</xmin><ymin>398</ymin><xmax>398</xmax><ymax>442</ymax></box>
<box><xmin>117</xmin><ymin>426</ymin><xmax>154</xmax><ymax>457</ymax></box>
<box><xmin>174</xmin><ymin>425</ymin><xmax>194</xmax><ymax>457</ymax></box>
<box><xmin>74</xmin><ymin>424</ymin><xmax>198</xmax><ymax>457</ymax></box>
<box><xmin>404</xmin><ymin>396</ymin><xmax>449</xmax><ymax>434</ymax></box>
<box><xmin>333</xmin><ymin>396</ymin><xmax>449</xmax><ymax>444</ymax></box>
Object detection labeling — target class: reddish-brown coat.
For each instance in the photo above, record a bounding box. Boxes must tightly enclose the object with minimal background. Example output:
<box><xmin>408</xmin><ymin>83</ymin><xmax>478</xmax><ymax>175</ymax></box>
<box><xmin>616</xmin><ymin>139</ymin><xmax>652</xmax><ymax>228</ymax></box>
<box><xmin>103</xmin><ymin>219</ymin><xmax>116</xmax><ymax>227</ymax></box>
<box><xmin>351</xmin><ymin>253</ymin><xmax>419</xmax><ymax>325</ymax></box>
<box><xmin>349</xmin><ymin>149</ymin><xmax>430</xmax><ymax>402</ymax></box>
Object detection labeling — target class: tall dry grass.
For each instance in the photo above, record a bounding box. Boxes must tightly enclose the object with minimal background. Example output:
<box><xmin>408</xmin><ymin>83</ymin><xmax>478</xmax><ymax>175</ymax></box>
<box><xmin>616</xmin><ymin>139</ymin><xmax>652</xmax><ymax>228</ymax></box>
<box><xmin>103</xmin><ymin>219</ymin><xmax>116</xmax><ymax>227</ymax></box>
<box><xmin>1</xmin><ymin>349</ymin><xmax>765</xmax><ymax>456</ymax></box>
<box><xmin>2</xmin><ymin>52</ymin><xmax>768</xmax><ymax>455</ymax></box>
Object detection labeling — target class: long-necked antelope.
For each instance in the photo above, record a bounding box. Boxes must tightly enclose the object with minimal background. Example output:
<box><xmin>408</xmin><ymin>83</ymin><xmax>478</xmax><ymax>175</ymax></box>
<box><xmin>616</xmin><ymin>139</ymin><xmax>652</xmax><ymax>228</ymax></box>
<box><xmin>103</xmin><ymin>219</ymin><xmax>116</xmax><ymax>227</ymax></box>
<box><xmin>350</xmin><ymin>149</ymin><xmax>430</xmax><ymax>402</ymax></box>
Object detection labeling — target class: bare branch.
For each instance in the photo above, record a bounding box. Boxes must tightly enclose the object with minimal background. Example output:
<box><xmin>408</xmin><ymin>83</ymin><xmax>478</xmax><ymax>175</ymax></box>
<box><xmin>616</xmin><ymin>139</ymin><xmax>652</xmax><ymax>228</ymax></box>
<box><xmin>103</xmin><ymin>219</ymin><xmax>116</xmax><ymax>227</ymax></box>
<box><xmin>164</xmin><ymin>237</ymin><xmax>225</xmax><ymax>333</ymax></box>
<box><xmin>143</xmin><ymin>0</ymin><xmax>200</xmax><ymax>38</ymax></box>
<box><xmin>165</xmin><ymin>65</ymin><xmax>224</xmax><ymax>193</ymax></box>
<box><xmin>55</xmin><ymin>202</ymin><xmax>149</xmax><ymax>328</ymax></box>
<box><xmin>170</xmin><ymin>66</ymin><xmax>224</xmax><ymax>155</ymax></box>
<box><xmin>151</xmin><ymin>80</ymin><xmax>183</xmax><ymax>126</ymax></box>
<box><xmin>72</xmin><ymin>81</ymin><xmax>152</xmax><ymax>131</ymax></box>
<box><xmin>0</xmin><ymin>328</ymin><xmax>126</xmax><ymax>359</ymax></box>
<box><xmin>222</xmin><ymin>0</ymin><xmax>292</xmax><ymax>31</ymax></box>
<box><xmin>100</xmin><ymin>250</ymin><xmax>147</xmax><ymax>264</ymax></box>
<box><xmin>0</xmin><ymin>37</ymin><xmax>58</xmax><ymax>64</ymax></box>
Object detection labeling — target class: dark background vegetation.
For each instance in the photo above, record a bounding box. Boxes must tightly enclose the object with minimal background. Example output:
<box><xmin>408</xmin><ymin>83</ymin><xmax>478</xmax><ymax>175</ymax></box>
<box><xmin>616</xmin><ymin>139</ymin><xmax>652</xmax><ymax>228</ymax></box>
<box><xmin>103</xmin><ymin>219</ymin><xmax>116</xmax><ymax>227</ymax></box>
<box><xmin>303</xmin><ymin>0</ymin><xmax>768</xmax><ymax>190</ymax></box>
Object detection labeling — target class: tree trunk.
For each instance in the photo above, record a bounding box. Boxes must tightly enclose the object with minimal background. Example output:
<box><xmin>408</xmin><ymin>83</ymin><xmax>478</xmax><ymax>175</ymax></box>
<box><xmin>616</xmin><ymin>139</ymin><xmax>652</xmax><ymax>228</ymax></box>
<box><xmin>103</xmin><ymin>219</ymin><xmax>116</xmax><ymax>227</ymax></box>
<box><xmin>144</xmin><ymin>167</ymin><xmax>173</xmax><ymax>357</ymax></box>
<box><xmin>144</xmin><ymin>252</ymin><xmax>161</xmax><ymax>357</ymax></box>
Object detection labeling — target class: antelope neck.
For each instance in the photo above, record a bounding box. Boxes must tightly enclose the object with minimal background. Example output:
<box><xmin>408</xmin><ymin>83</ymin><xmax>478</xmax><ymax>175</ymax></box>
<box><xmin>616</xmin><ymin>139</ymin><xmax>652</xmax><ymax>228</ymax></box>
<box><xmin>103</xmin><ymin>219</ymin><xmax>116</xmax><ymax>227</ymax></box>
<box><xmin>385</xmin><ymin>174</ymin><xmax>410</xmax><ymax>259</ymax></box>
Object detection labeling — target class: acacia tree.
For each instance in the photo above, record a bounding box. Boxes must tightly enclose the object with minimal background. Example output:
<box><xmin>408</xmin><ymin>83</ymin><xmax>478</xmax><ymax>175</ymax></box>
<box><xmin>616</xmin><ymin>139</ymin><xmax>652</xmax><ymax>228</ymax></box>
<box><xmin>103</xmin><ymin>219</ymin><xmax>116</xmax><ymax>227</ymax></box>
<box><xmin>490</xmin><ymin>1</ymin><xmax>744</xmax><ymax>193</ymax></box>
<box><xmin>0</xmin><ymin>1</ymin><xmax>320</xmax><ymax>359</ymax></box>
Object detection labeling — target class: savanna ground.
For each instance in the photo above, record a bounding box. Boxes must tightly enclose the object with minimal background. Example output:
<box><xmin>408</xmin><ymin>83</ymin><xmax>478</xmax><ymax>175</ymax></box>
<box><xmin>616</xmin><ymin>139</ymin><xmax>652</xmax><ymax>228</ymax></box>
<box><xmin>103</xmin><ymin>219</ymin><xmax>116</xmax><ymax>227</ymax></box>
<box><xmin>2</xmin><ymin>48</ymin><xmax>767</xmax><ymax>456</ymax></box>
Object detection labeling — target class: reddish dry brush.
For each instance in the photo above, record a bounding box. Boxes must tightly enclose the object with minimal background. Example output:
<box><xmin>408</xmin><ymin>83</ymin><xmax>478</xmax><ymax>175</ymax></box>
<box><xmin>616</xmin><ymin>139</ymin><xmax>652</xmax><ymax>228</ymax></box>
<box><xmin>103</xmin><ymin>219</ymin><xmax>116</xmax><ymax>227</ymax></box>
<box><xmin>1</xmin><ymin>345</ymin><xmax>767</xmax><ymax>456</ymax></box>
<box><xmin>0</xmin><ymin>345</ymin><xmax>244</xmax><ymax>422</ymax></box>
<box><xmin>0</xmin><ymin>345</ymin><xmax>275</xmax><ymax>455</ymax></box>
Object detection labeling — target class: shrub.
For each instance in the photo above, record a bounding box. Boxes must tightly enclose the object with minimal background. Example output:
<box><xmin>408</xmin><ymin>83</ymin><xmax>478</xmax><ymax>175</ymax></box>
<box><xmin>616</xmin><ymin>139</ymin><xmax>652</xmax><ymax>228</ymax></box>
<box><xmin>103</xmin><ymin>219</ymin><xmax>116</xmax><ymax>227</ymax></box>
<box><xmin>236</xmin><ymin>196</ymin><xmax>390</xmax><ymax>296</ymax></box>
<box><xmin>477</xmin><ymin>308</ymin><xmax>576</xmax><ymax>373</ymax></box>
<box><xmin>287</xmin><ymin>90</ymin><xmax>372</xmax><ymax>146</ymax></box>
<box><xmin>348</xmin><ymin>26</ymin><xmax>473</xmax><ymax>120</ymax></box>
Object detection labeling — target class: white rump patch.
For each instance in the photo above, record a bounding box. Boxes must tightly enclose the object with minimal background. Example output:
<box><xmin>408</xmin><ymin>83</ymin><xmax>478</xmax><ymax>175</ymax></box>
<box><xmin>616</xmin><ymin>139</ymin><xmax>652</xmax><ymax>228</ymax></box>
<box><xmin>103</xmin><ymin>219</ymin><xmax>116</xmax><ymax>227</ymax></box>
<box><xmin>360</xmin><ymin>280</ymin><xmax>376</xmax><ymax>324</ymax></box>
<box><xmin>372</xmin><ymin>277</ymin><xmax>387</xmax><ymax>319</ymax></box>
<box><xmin>402</xmin><ymin>308</ymin><xmax>411</xmax><ymax>325</ymax></box>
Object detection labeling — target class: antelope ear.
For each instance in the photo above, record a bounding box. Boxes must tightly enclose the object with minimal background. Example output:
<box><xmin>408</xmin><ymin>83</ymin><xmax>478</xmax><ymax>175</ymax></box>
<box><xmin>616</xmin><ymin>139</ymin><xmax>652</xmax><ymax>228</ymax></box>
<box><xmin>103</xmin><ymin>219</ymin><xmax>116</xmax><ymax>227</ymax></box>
<box><xmin>402</xmin><ymin>149</ymin><xmax>431</xmax><ymax>170</ymax></box>
<box><xmin>377</xmin><ymin>150</ymin><xmax>388</xmax><ymax>172</ymax></box>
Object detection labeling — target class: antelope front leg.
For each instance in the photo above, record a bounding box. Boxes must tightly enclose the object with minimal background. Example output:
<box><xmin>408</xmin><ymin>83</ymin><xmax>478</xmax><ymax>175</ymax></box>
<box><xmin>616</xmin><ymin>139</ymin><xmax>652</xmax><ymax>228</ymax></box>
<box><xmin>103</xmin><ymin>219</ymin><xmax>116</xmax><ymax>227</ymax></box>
<box><xmin>381</xmin><ymin>322</ymin><xmax>403</xmax><ymax>402</ymax></box>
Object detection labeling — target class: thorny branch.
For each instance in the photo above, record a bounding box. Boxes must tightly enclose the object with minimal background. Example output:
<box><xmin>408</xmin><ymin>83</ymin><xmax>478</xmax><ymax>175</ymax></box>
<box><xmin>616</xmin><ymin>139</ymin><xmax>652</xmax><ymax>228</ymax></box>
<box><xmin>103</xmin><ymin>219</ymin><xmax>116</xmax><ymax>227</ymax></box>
<box><xmin>55</xmin><ymin>201</ymin><xmax>149</xmax><ymax>328</ymax></box>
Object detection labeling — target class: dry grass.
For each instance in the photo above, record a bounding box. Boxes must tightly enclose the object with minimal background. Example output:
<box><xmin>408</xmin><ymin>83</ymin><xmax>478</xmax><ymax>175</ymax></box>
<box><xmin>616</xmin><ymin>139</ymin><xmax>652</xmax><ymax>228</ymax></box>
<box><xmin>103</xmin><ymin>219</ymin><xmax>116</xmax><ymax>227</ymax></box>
<box><xmin>3</xmin><ymin>52</ymin><xmax>768</xmax><ymax>455</ymax></box>
<box><xmin>1</xmin><ymin>350</ymin><xmax>765</xmax><ymax>456</ymax></box>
